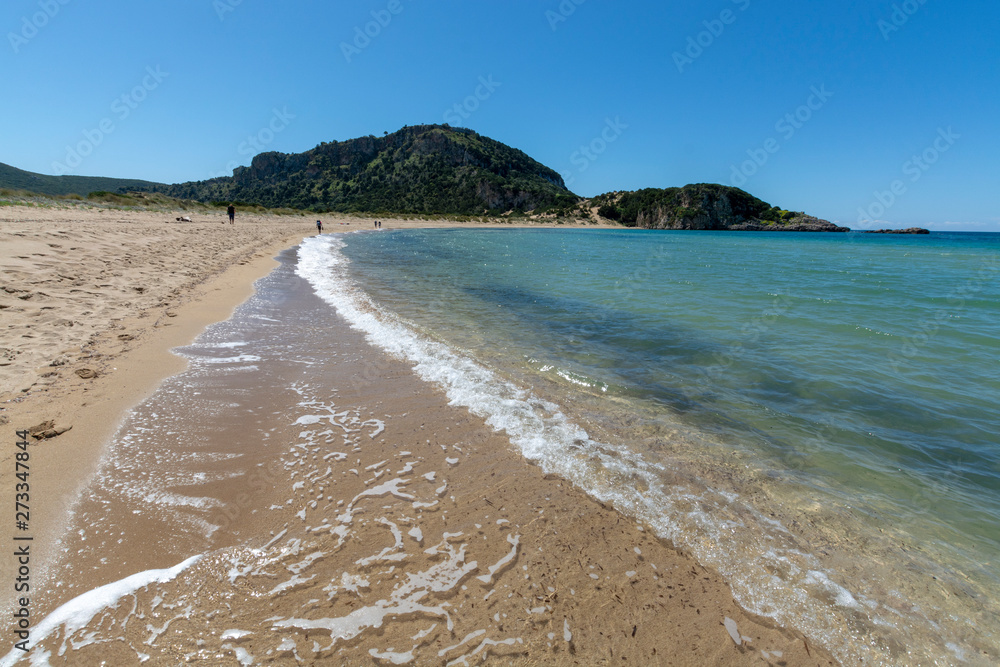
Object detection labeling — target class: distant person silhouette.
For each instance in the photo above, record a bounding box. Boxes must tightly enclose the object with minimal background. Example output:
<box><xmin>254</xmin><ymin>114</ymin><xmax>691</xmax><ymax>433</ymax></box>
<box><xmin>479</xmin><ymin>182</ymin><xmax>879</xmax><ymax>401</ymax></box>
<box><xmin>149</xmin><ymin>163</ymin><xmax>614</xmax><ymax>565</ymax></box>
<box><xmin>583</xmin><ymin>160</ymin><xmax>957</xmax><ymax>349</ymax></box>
<box><xmin>227</xmin><ymin>204</ymin><xmax>235</xmax><ymax>224</ymax></box>
<box><xmin>316</xmin><ymin>220</ymin><xmax>323</xmax><ymax>234</ymax></box>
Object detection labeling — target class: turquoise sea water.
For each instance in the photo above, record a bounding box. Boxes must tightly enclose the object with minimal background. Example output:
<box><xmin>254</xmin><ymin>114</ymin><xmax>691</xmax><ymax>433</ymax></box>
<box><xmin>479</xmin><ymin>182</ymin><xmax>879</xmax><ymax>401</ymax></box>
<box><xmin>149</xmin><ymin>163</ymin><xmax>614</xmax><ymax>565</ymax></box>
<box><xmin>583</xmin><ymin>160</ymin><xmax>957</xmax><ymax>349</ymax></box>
<box><xmin>310</xmin><ymin>229</ymin><xmax>999</xmax><ymax>664</ymax></box>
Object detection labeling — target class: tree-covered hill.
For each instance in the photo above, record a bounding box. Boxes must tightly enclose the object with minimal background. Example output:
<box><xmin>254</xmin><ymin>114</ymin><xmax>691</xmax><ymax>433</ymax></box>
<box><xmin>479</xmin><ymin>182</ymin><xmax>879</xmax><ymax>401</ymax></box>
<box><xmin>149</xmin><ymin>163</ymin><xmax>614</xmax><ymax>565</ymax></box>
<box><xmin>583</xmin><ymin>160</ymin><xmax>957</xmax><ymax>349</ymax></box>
<box><xmin>3</xmin><ymin>134</ymin><xmax>842</xmax><ymax>230</ymax></box>
<box><xmin>140</xmin><ymin>125</ymin><xmax>579</xmax><ymax>215</ymax></box>
<box><xmin>590</xmin><ymin>184</ymin><xmax>846</xmax><ymax>231</ymax></box>
<box><xmin>0</xmin><ymin>162</ymin><xmax>163</xmax><ymax>197</ymax></box>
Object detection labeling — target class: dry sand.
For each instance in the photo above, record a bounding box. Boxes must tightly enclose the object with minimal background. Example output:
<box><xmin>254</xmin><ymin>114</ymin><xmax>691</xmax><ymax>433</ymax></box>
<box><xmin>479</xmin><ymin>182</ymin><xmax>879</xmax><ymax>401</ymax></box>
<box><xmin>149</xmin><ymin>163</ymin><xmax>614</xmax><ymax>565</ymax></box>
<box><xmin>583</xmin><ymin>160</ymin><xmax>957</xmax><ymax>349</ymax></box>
<box><xmin>0</xmin><ymin>205</ymin><xmax>834</xmax><ymax>664</ymax></box>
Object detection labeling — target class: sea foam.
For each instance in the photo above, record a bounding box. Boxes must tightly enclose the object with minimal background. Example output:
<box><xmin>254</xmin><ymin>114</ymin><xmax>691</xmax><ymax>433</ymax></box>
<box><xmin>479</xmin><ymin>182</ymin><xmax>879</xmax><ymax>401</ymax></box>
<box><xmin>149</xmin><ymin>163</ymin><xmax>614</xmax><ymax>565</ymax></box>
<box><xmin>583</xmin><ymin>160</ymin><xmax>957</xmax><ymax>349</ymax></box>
<box><xmin>0</xmin><ymin>556</ymin><xmax>201</xmax><ymax>667</ymax></box>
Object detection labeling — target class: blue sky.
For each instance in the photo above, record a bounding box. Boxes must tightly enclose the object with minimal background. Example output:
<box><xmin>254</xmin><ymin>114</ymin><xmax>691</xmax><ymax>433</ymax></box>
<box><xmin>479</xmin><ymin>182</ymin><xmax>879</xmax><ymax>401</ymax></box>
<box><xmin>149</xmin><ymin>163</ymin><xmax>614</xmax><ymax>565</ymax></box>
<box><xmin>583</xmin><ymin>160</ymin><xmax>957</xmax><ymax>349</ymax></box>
<box><xmin>2</xmin><ymin>0</ymin><xmax>997</xmax><ymax>230</ymax></box>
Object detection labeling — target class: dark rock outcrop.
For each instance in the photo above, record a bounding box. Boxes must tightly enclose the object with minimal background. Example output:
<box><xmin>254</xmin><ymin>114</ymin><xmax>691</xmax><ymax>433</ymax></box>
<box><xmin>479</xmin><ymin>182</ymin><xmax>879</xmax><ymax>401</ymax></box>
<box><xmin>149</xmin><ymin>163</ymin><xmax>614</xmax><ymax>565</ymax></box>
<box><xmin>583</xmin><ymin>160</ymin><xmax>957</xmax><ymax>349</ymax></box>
<box><xmin>726</xmin><ymin>216</ymin><xmax>849</xmax><ymax>232</ymax></box>
<box><xmin>863</xmin><ymin>228</ymin><xmax>930</xmax><ymax>234</ymax></box>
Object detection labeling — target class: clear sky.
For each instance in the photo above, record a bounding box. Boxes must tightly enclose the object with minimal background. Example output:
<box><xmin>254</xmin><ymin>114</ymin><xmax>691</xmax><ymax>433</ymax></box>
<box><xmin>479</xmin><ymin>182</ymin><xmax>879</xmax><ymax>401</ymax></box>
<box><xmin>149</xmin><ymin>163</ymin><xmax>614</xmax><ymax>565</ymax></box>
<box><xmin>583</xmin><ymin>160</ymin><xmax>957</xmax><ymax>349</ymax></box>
<box><xmin>3</xmin><ymin>0</ymin><xmax>997</xmax><ymax>230</ymax></box>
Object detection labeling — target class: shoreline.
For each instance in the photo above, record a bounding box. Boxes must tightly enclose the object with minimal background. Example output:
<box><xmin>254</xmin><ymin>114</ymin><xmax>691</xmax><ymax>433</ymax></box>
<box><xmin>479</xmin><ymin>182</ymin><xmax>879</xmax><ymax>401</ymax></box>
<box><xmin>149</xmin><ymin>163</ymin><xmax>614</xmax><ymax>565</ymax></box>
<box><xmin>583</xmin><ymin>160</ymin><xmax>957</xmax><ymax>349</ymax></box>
<box><xmin>0</xmin><ymin>208</ymin><xmax>833</xmax><ymax>664</ymax></box>
<box><xmin>0</xmin><ymin>208</ymin><xmax>618</xmax><ymax>598</ymax></box>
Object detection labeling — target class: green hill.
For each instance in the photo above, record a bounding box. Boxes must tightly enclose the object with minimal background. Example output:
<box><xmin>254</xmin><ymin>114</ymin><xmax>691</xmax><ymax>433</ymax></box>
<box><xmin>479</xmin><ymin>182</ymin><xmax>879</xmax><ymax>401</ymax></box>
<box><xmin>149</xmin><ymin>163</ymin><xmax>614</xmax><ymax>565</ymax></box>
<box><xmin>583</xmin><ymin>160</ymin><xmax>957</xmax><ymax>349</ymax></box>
<box><xmin>139</xmin><ymin>124</ymin><xmax>579</xmax><ymax>215</ymax></box>
<box><xmin>590</xmin><ymin>184</ymin><xmax>846</xmax><ymax>231</ymax></box>
<box><xmin>3</xmin><ymin>132</ymin><xmax>840</xmax><ymax>229</ymax></box>
<box><xmin>0</xmin><ymin>161</ymin><xmax>164</xmax><ymax>197</ymax></box>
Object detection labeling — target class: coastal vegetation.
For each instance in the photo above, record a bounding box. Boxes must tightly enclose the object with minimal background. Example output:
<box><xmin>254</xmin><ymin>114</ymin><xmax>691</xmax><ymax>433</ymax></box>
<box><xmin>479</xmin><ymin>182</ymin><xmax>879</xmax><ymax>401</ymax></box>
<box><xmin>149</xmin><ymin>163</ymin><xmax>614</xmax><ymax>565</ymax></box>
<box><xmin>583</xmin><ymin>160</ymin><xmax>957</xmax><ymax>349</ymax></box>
<box><xmin>0</xmin><ymin>188</ymin><xmax>306</xmax><ymax>216</ymax></box>
<box><xmin>0</xmin><ymin>161</ymin><xmax>159</xmax><ymax>198</ymax></box>
<box><xmin>590</xmin><ymin>184</ymin><xmax>846</xmax><ymax>231</ymax></box>
<box><xmin>1</xmin><ymin>126</ymin><xmax>842</xmax><ymax>229</ymax></box>
<box><xmin>137</xmin><ymin>125</ymin><xmax>578</xmax><ymax>216</ymax></box>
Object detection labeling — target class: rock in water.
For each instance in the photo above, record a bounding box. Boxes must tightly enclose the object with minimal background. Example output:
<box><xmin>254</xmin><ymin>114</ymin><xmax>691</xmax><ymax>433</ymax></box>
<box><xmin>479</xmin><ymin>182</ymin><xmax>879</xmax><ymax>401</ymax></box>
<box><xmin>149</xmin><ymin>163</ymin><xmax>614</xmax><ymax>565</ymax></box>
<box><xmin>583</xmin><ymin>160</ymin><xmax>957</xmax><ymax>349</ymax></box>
<box><xmin>863</xmin><ymin>227</ymin><xmax>930</xmax><ymax>234</ymax></box>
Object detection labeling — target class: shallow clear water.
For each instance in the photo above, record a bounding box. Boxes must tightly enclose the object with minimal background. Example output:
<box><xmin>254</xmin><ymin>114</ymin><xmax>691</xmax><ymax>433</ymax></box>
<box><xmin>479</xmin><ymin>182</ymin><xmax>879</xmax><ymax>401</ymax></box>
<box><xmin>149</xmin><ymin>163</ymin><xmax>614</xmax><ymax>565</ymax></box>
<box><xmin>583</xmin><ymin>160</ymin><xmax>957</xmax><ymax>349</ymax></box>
<box><xmin>327</xmin><ymin>228</ymin><xmax>1000</xmax><ymax>664</ymax></box>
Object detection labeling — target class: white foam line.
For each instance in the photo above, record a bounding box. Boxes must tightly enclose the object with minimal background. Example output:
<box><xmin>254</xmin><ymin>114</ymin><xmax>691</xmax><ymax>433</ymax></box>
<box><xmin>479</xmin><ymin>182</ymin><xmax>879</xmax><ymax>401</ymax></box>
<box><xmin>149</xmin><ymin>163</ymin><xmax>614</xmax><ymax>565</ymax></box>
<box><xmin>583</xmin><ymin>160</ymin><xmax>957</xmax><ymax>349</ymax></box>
<box><xmin>296</xmin><ymin>236</ymin><xmax>589</xmax><ymax>465</ymax></box>
<box><xmin>143</xmin><ymin>491</ymin><xmax>223</xmax><ymax>510</ymax></box>
<box><xmin>191</xmin><ymin>354</ymin><xmax>261</xmax><ymax>364</ymax></box>
<box><xmin>269</xmin><ymin>574</ymin><xmax>315</xmax><ymax>596</ymax></box>
<box><xmin>446</xmin><ymin>637</ymin><xmax>522</xmax><ymax>666</ymax></box>
<box><xmin>273</xmin><ymin>541</ymin><xmax>476</xmax><ymax>649</ymax></box>
<box><xmin>369</xmin><ymin>647</ymin><xmax>416</xmax><ymax>664</ymax></box>
<box><xmin>438</xmin><ymin>629</ymin><xmax>486</xmax><ymax>657</ymax></box>
<box><xmin>0</xmin><ymin>556</ymin><xmax>201</xmax><ymax>666</ymax></box>
<box><xmin>263</xmin><ymin>529</ymin><xmax>288</xmax><ymax>550</ymax></box>
<box><xmin>349</xmin><ymin>478</ymin><xmax>415</xmax><ymax>508</ymax></box>
<box><xmin>476</xmin><ymin>535</ymin><xmax>520</xmax><ymax>585</ymax></box>
<box><xmin>364</xmin><ymin>419</ymin><xmax>386</xmax><ymax>439</ymax></box>
<box><xmin>356</xmin><ymin>519</ymin><xmax>406</xmax><ymax>567</ymax></box>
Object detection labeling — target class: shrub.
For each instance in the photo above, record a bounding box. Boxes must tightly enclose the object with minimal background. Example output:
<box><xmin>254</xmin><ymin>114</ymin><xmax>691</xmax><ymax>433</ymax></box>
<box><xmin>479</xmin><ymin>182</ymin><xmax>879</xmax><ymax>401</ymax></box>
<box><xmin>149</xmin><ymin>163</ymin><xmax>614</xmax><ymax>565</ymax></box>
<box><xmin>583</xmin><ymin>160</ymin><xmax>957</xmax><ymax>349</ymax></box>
<box><xmin>597</xmin><ymin>204</ymin><xmax>622</xmax><ymax>220</ymax></box>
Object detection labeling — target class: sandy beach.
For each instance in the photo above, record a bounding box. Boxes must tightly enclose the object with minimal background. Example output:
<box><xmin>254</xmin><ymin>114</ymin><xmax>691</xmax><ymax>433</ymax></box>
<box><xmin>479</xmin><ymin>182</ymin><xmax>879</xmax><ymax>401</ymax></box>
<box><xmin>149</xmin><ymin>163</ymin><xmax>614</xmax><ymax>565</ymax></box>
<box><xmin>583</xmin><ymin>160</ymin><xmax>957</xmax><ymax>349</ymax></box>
<box><xmin>0</xmin><ymin>204</ymin><xmax>833</xmax><ymax>665</ymax></box>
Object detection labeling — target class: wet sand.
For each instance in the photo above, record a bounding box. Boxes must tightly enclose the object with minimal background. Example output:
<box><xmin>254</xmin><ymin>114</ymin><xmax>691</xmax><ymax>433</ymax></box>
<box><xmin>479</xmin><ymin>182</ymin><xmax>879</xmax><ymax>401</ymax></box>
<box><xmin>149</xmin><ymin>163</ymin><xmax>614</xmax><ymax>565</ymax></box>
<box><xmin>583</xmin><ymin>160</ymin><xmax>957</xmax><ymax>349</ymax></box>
<box><xmin>0</xmin><ymin>206</ymin><xmax>833</xmax><ymax>664</ymax></box>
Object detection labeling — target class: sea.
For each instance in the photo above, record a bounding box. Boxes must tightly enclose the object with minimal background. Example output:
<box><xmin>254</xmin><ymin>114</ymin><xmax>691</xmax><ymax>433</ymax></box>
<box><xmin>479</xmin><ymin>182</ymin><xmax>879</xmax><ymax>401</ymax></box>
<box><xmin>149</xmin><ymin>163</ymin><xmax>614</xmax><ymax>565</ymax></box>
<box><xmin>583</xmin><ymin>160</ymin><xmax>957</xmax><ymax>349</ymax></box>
<box><xmin>6</xmin><ymin>227</ymin><xmax>997</xmax><ymax>665</ymax></box>
<box><xmin>320</xmin><ymin>227</ymin><xmax>1000</xmax><ymax>664</ymax></box>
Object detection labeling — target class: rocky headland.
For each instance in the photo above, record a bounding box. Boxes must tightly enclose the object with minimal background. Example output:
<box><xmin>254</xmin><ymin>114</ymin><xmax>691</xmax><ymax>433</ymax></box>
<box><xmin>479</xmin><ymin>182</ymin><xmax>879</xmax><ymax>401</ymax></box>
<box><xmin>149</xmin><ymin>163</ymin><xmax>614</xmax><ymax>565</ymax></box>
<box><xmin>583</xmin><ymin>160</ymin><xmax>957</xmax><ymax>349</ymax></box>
<box><xmin>591</xmin><ymin>183</ymin><xmax>847</xmax><ymax>232</ymax></box>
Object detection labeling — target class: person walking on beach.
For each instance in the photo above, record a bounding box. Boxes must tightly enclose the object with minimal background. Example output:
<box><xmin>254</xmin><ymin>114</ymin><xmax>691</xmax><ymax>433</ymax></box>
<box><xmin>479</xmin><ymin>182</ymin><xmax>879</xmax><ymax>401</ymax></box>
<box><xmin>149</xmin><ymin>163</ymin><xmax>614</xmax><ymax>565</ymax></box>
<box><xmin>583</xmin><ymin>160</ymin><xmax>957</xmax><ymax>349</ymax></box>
<box><xmin>227</xmin><ymin>204</ymin><xmax>235</xmax><ymax>225</ymax></box>
<box><xmin>316</xmin><ymin>219</ymin><xmax>323</xmax><ymax>234</ymax></box>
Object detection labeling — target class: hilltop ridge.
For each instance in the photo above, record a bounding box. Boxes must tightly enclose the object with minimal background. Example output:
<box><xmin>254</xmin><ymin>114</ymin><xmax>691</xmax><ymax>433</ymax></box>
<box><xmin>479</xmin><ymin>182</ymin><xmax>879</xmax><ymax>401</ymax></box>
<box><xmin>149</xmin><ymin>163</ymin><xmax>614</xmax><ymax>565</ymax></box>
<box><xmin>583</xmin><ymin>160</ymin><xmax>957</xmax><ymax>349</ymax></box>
<box><xmin>140</xmin><ymin>124</ymin><xmax>577</xmax><ymax>215</ymax></box>
<box><xmin>2</xmin><ymin>126</ymin><xmax>842</xmax><ymax>229</ymax></box>
<box><xmin>0</xmin><ymin>161</ymin><xmax>161</xmax><ymax>198</ymax></box>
